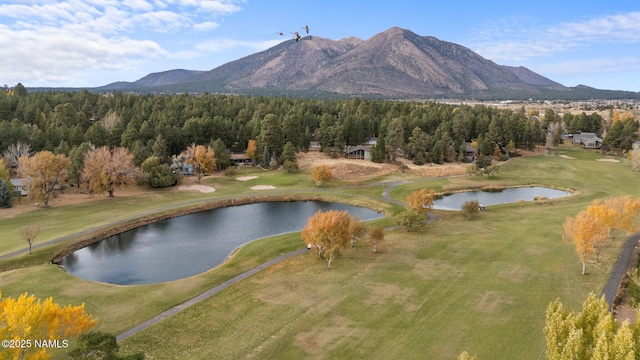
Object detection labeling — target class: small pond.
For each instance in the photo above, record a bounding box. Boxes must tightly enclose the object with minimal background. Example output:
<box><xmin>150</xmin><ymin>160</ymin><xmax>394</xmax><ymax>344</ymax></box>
<box><xmin>432</xmin><ymin>186</ymin><xmax>572</xmax><ymax>211</ymax></box>
<box><xmin>59</xmin><ymin>201</ymin><xmax>383</xmax><ymax>285</ymax></box>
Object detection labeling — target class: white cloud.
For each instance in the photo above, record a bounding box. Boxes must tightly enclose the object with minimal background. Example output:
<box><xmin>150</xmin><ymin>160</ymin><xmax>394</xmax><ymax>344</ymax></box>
<box><xmin>0</xmin><ymin>0</ymin><xmax>246</xmax><ymax>85</ymax></box>
<box><xmin>471</xmin><ymin>11</ymin><xmax>640</xmax><ymax>63</ymax></box>
<box><xmin>535</xmin><ymin>57</ymin><xmax>640</xmax><ymax>76</ymax></box>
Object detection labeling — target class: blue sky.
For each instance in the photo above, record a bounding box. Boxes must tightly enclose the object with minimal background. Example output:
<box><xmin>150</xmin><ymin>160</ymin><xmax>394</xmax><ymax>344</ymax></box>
<box><xmin>1</xmin><ymin>0</ymin><xmax>639</xmax><ymax>92</ymax></box>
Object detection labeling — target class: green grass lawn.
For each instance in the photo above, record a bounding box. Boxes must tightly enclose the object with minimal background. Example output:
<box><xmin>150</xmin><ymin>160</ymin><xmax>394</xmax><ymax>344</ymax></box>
<box><xmin>1</xmin><ymin>146</ymin><xmax>638</xmax><ymax>360</ymax></box>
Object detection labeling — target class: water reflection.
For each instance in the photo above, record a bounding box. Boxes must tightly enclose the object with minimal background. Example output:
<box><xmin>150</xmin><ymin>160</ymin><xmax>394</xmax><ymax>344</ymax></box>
<box><xmin>432</xmin><ymin>186</ymin><xmax>571</xmax><ymax>211</ymax></box>
<box><xmin>60</xmin><ymin>201</ymin><xmax>382</xmax><ymax>285</ymax></box>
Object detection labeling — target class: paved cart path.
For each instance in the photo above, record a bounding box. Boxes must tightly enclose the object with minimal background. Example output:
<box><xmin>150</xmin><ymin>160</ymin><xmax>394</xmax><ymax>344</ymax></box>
<box><xmin>116</xmin><ymin>248</ymin><xmax>308</xmax><ymax>342</ymax></box>
<box><xmin>601</xmin><ymin>231</ymin><xmax>640</xmax><ymax>308</ymax></box>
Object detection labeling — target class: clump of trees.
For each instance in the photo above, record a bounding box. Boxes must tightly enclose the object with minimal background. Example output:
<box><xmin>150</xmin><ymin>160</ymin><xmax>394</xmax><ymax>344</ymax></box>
<box><xmin>398</xmin><ymin>188</ymin><xmax>434</xmax><ymax>231</ymax></box>
<box><xmin>301</xmin><ymin>210</ymin><xmax>384</xmax><ymax>268</ymax></box>
<box><xmin>563</xmin><ymin>195</ymin><xmax>640</xmax><ymax>275</ymax></box>
<box><xmin>1</xmin><ymin>88</ymin><xmax>599</xmax><ymax>178</ymax></box>
<box><xmin>544</xmin><ymin>293</ymin><xmax>638</xmax><ymax>360</ymax></box>
<box><xmin>302</xmin><ymin>210</ymin><xmax>352</xmax><ymax>268</ymax></box>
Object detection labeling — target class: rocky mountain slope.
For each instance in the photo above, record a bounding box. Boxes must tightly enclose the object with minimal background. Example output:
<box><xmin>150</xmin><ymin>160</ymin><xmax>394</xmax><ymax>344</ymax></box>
<box><xmin>95</xmin><ymin>27</ymin><xmax>637</xmax><ymax>99</ymax></box>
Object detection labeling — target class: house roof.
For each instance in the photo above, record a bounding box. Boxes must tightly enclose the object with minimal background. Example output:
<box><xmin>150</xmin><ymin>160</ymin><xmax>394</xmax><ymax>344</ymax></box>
<box><xmin>9</xmin><ymin>178</ymin><xmax>27</xmax><ymax>186</ymax></box>
<box><xmin>346</xmin><ymin>145</ymin><xmax>372</xmax><ymax>153</ymax></box>
<box><xmin>230</xmin><ymin>153</ymin><xmax>249</xmax><ymax>160</ymax></box>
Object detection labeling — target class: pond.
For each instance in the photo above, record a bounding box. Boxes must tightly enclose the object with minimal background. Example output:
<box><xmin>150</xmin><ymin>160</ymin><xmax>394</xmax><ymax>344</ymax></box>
<box><xmin>432</xmin><ymin>186</ymin><xmax>572</xmax><ymax>211</ymax></box>
<box><xmin>59</xmin><ymin>201</ymin><xmax>383</xmax><ymax>285</ymax></box>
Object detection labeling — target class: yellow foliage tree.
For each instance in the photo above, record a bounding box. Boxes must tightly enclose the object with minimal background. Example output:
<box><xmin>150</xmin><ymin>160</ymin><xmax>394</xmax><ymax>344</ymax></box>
<box><xmin>183</xmin><ymin>144</ymin><xmax>216</xmax><ymax>184</ymax></box>
<box><xmin>301</xmin><ymin>210</ymin><xmax>352</xmax><ymax>268</ymax></box>
<box><xmin>405</xmin><ymin>188</ymin><xmax>435</xmax><ymax>215</ymax></box>
<box><xmin>545</xmin><ymin>292</ymin><xmax>637</xmax><ymax>360</ymax></box>
<box><xmin>312</xmin><ymin>165</ymin><xmax>333</xmax><ymax>187</ymax></box>
<box><xmin>564</xmin><ymin>196</ymin><xmax>640</xmax><ymax>275</ymax></box>
<box><xmin>245</xmin><ymin>139</ymin><xmax>257</xmax><ymax>163</ymax></box>
<box><xmin>0</xmin><ymin>292</ymin><xmax>97</xmax><ymax>360</ymax></box>
<box><xmin>348</xmin><ymin>216</ymin><xmax>367</xmax><ymax>247</ymax></box>
<box><xmin>563</xmin><ymin>210</ymin><xmax>611</xmax><ymax>275</ymax></box>
<box><xmin>19</xmin><ymin>151</ymin><xmax>71</xmax><ymax>208</ymax></box>
<box><xmin>81</xmin><ymin>147</ymin><xmax>141</xmax><ymax>197</ymax></box>
<box><xmin>369</xmin><ymin>225</ymin><xmax>385</xmax><ymax>253</ymax></box>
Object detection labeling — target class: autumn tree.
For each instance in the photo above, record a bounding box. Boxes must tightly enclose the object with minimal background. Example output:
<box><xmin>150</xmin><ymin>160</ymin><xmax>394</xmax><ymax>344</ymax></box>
<box><xmin>563</xmin><ymin>210</ymin><xmax>610</xmax><ymax>275</ymax></box>
<box><xmin>301</xmin><ymin>210</ymin><xmax>352</xmax><ymax>269</ymax></box>
<box><xmin>544</xmin><ymin>292</ymin><xmax>638</xmax><ymax>360</ymax></box>
<box><xmin>19</xmin><ymin>225</ymin><xmax>41</xmax><ymax>254</ymax></box>
<box><xmin>349</xmin><ymin>216</ymin><xmax>368</xmax><ymax>247</ymax></box>
<box><xmin>182</xmin><ymin>144</ymin><xmax>216</xmax><ymax>184</ymax></box>
<box><xmin>245</xmin><ymin>139</ymin><xmax>257</xmax><ymax>163</ymax></box>
<box><xmin>564</xmin><ymin>196</ymin><xmax>640</xmax><ymax>275</ymax></box>
<box><xmin>81</xmin><ymin>147</ymin><xmax>141</xmax><ymax>197</ymax></box>
<box><xmin>458</xmin><ymin>351</ymin><xmax>478</xmax><ymax>360</ymax></box>
<box><xmin>406</xmin><ymin>188</ymin><xmax>435</xmax><ymax>214</ymax></box>
<box><xmin>461</xmin><ymin>200</ymin><xmax>480</xmax><ymax>220</ymax></box>
<box><xmin>0</xmin><ymin>291</ymin><xmax>97</xmax><ymax>360</ymax></box>
<box><xmin>312</xmin><ymin>165</ymin><xmax>333</xmax><ymax>187</ymax></box>
<box><xmin>369</xmin><ymin>225</ymin><xmax>384</xmax><ymax>253</ymax></box>
<box><xmin>19</xmin><ymin>151</ymin><xmax>71</xmax><ymax>208</ymax></box>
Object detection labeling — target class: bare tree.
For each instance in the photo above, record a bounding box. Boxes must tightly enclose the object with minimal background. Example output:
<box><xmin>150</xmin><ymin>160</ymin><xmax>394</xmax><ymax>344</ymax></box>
<box><xmin>100</xmin><ymin>111</ymin><xmax>121</xmax><ymax>133</ymax></box>
<box><xmin>3</xmin><ymin>142</ymin><xmax>31</xmax><ymax>171</ymax></box>
<box><xmin>20</xmin><ymin>225</ymin><xmax>41</xmax><ymax>254</ymax></box>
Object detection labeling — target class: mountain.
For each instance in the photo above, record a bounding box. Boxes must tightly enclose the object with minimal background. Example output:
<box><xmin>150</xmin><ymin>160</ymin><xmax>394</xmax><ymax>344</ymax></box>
<box><xmin>97</xmin><ymin>69</ymin><xmax>205</xmax><ymax>91</ymax></box>
<box><xmin>94</xmin><ymin>27</ymin><xmax>638</xmax><ymax>100</ymax></box>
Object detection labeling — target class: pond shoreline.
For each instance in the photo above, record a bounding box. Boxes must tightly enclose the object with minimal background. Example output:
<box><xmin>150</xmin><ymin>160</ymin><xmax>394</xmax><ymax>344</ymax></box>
<box><xmin>51</xmin><ymin>194</ymin><xmax>389</xmax><ymax>264</ymax></box>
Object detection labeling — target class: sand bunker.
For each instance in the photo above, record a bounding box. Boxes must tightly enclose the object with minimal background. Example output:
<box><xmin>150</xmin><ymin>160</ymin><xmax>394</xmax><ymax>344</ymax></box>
<box><xmin>236</xmin><ymin>176</ymin><xmax>258</xmax><ymax>181</ymax></box>
<box><xmin>597</xmin><ymin>158</ymin><xmax>621</xmax><ymax>163</ymax></box>
<box><xmin>178</xmin><ymin>185</ymin><xmax>216</xmax><ymax>193</ymax></box>
<box><xmin>250</xmin><ymin>185</ymin><xmax>276</xmax><ymax>190</ymax></box>
<box><xmin>558</xmin><ymin>155</ymin><xmax>576</xmax><ymax>160</ymax></box>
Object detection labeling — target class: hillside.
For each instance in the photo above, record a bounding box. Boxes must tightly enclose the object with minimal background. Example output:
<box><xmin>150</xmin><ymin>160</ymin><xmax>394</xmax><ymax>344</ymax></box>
<box><xmin>90</xmin><ymin>27</ymin><xmax>638</xmax><ymax>100</ymax></box>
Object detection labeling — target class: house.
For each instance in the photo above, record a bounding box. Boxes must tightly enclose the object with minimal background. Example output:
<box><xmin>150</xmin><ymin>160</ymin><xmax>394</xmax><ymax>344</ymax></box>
<box><xmin>10</xmin><ymin>178</ymin><xmax>28</xmax><ymax>196</ymax></box>
<box><xmin>464</xmin><ymin>142</ymin><xmax>478</xmax><ymax>162</ymax></box>
<box><xmin>180</xmin><ymin>163</ymin><xmax>194</xmax><ymax>176</ymax></box>
<box><xmin>345</xmin><ymin>145</ymin><xmax>372</xmax><ymax>160</ymax></box>
<box><xmin>572</xmin><ymin>132</ymin><xmax>603</xmax><ymax>149</ymax></box>
<box><xmin>230</xmin><ymin>153</ymin><xmax>252</xmax><ymax>166</ymax></box>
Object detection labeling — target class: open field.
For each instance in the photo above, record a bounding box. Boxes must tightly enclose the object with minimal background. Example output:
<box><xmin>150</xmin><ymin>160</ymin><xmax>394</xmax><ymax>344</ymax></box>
<box><xmin>0</xmin><ymin>145</ymin><xmax>638</xmax><ymax>359</ymax></box>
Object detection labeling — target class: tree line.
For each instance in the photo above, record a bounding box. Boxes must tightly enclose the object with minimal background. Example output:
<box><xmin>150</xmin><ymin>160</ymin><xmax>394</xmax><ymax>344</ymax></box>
<box><xmin>0</xmin><ymin>86</ymin><xmax>617</xmax><ymax>163</ymax></box>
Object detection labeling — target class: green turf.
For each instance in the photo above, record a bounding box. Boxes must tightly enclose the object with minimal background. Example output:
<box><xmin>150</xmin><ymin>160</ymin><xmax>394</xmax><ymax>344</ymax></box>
<box><xmin>0</xmin><ymin>146</ymin><xmax>638</xmax><ymax>360</ymax></box>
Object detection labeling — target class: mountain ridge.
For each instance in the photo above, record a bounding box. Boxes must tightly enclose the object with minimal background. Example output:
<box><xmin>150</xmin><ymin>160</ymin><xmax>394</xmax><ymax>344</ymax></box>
<box><xmin>89</xmin><ymin>27</ymin><xmax>638</xmax><ymax>100</ymax></box>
